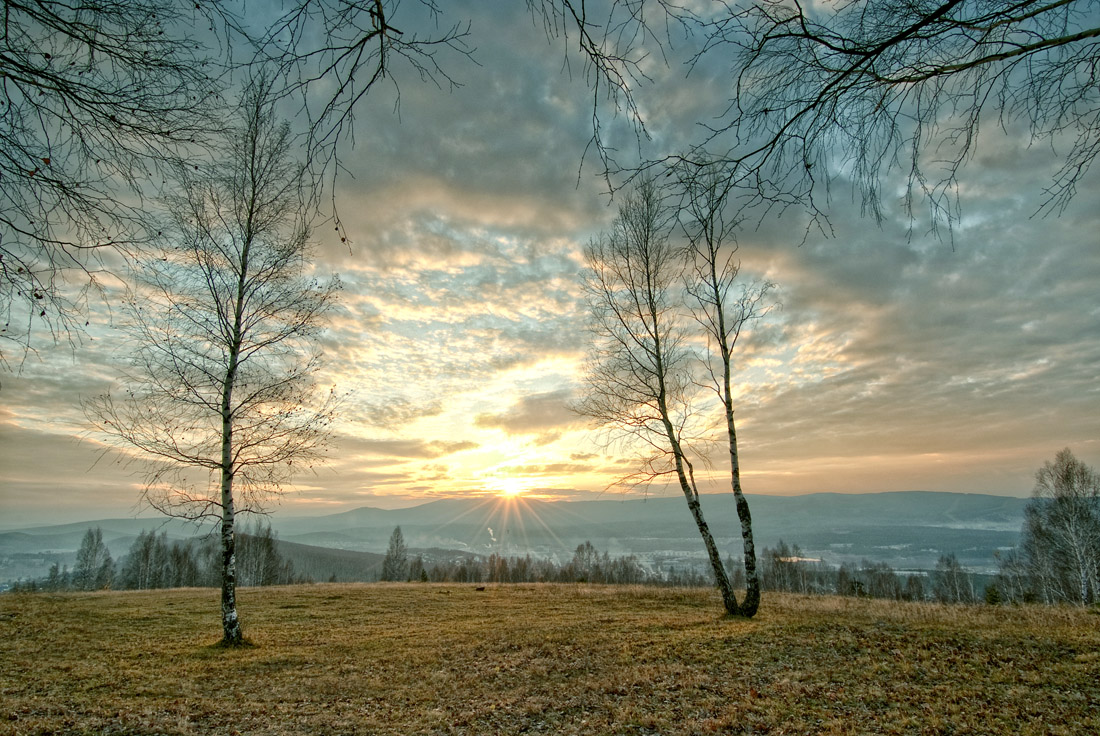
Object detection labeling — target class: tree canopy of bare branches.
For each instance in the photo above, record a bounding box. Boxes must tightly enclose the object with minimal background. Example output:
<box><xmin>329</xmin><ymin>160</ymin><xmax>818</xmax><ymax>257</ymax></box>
<box><xmin>2</xmin><ymin>0</ymin><xmax>471</xmax><ymax>358</ymax></box>
<box><xmin>705</xmin><ymin>0</ymin><xmax>1100</xmax><ymax>230</ymax></box>
<box><xmin>8</xmin><ymin>1</ymin><xmax>1095</xmax><ymax>361</ymax></box>
<box><xmin>0</xmin><ymin>0</ymin><xmax>226</xmax><ymax>359</ymax></box>
<box><xmin>84</xmin><ymin>79</ymin><xmax>340</xmax><ymax>645</ymax></box>
<box><xmin>539</xmin><ymin>1</ymin><xmax>1100</xmax><ymax>230</ymax></box>
<box><xmin>254</xmin><ymin>0</ymin><xmax>473</xmax><ymax>205</ymax></box>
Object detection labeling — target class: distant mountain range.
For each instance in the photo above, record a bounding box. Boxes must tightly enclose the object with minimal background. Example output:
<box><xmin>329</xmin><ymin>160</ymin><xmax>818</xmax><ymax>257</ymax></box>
<box><xmin>1</xmin><ymin>491</ymin><xmax>1028</xmax><ymax>583</ymax></box>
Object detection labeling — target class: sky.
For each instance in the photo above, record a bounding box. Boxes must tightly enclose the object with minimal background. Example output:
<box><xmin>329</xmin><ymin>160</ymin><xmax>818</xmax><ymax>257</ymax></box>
<box><xmin>1</xmin><ymin>2</ymin><xmax>1098</xmax><ymax>527</ymax></box>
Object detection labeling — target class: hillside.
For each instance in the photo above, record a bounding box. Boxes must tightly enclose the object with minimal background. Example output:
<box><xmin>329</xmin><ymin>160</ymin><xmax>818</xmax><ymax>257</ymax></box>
<box><xmin>271</xmin><ymin>539</ymin><xmax>385</xmax><ymax>583</ymax></box>
<box><xmin>1</xmin><ymin>585</ymin><xmax>1096</xmax><ymax>735</ymax></box>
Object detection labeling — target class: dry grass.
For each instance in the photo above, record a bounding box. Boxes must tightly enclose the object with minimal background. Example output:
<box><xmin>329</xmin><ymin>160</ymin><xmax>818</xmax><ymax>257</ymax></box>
<box><xmin>2</xmin><ymin>584</ymin><xmax>1097</xmax><ymax>735</ymax></box>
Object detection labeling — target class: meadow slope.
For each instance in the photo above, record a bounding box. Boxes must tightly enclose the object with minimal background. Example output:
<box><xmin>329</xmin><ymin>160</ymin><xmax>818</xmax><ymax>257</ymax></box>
<box><xmin>1</xmin><ymin>584</ymin><xmax>1097</xmax><ymax>735</ymax></box>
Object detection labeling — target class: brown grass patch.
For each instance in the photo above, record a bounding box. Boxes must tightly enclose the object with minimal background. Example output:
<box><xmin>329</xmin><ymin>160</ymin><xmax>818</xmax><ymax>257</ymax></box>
<box><xmin>2</xmin><ymin>584</ymin><xmax>1097</xmax><ymax>735</ymax></box>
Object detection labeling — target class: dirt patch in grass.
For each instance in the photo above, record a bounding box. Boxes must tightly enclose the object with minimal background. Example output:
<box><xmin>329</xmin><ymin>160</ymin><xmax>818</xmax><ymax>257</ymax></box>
<box><xmin>1</xmin><ymin>585</ymin><xmax>1096</xmax><ymax>735</ymax></box>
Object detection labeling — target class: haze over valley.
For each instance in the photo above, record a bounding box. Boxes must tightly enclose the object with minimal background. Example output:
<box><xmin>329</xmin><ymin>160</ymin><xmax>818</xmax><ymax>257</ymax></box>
<box><xmin>1</xmin><ymin>491</ymin><xmax>1028</xmax><ymax>587</ymax></box>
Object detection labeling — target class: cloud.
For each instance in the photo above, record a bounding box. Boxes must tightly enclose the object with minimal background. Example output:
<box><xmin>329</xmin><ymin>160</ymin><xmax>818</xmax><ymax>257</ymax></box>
<box><xmin>337</xmin><ymin>436</ymin><xmax>478</xmax><ymax>460</ymax></box>
<box><xmin>352</xmin><ymin>397</ymin><xmax>445</xmax><ymax>428</ymax></box>
<box><xmin>719</xmin><ymin>154</ymin><xmax>1100</xmax><ymax>493</ymax></box>
<box><xmin>490</xmin><ymin>462</ymin><xmax>599</xmax><ymax>477</ymax></box>
<box><xmin>474</xmin><ymin>388</ymin><xmax>581</xmax><ymax>435</ymax></box>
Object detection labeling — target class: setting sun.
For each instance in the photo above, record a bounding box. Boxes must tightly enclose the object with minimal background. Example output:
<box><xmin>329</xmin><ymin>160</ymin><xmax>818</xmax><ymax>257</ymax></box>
<box><xmin>489</xmin><ymin>476</ymin><xmax>529</xmax><ymax>498</ymax></box>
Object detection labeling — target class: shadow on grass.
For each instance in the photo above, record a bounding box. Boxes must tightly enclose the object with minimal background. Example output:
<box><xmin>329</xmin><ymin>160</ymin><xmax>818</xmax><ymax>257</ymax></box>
<box><xmin>205</xmin><ymin>638</ymin><xmax>257</xmax><ymax>651</ymax></box>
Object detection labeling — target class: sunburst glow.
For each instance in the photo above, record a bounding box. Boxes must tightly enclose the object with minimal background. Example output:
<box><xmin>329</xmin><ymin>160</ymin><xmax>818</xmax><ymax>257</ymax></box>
<box><xmin>489</xmin><ymin>476</ymin><xmax>529</xmax><ymax>498</ymax></box>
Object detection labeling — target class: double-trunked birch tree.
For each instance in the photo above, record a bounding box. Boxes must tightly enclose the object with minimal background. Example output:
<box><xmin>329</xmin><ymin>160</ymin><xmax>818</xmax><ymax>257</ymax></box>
<box><xmin>577</xmin><ymin>177</ymin><xmax>774</xmax><ymax>618</ymax></box>
<box><xmin>86</xmin><ymin>80</ymin><xmax>340</xmax><ymax>645</ymax></box>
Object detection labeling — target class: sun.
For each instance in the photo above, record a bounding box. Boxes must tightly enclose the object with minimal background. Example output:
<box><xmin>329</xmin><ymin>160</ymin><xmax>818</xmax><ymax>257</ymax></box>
<box><xmin>489</xmin><ymin>476</ymin><xmax>528</xmax><ymax>498</ymax></box>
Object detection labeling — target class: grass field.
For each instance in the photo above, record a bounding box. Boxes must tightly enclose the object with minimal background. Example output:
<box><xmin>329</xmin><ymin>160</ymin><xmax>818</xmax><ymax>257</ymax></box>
<box><xmin>2</xmin><ymin>584</ymin><xmax>1097</xmax><ymax>735</ymax></box>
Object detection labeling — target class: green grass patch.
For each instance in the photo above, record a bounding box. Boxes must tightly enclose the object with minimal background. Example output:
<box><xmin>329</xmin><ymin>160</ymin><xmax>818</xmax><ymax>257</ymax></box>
<box><xmin>2</xmin><ymin>585</ymin><xmax>1097</xmax><ymax>735</ymax></box>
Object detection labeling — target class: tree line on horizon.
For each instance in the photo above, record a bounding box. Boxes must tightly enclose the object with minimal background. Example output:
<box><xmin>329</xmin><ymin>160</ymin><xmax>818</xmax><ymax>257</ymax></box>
<box><xmin>10</xmin><ymin>524</ymin><xmax>303</xmax><ymax>594</ymax></box>
<box><xmin>0</xmin><ymin>528</ymin><xmax>1014</xmax><ymax>606</ymax></box>
<box><xmin>18</xmin><ymin>470</ymin><xmax>1091</xmax><ymax>606</ymax></box>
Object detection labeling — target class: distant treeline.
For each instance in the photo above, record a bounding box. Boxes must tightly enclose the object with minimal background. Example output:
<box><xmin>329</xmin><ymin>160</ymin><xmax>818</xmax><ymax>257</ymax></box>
<box><xmin>432</xmin><ymin>540</ymin><xmax>988</xmax><ymax>604</ymax></box>
<box><xmin>752</xmin><ymin>541</ymin><xmax>983</xmax><ymax>604</ymax></box>
<box><xmin>755</xmin><ymin>448</ymin><xmax>1100</xmax><ymax>608</ymax></box>
<box><xmin>382</xmin><ymin>531</ymin><xmax>990</xmax><ymax>603</ymax></box>
<box><xmin>0</xmin><ymin>529</ymin><xmax>1018</xmax><ymax>605</ymax></box>
<box><xmin>384</xmin><ymin>534</ymin><xmax>1052</xmax><ymax>606</ymax></box>
<box><xmin>409</xmin><ymin>541</ymin><xmax>665</xmax><ymax>586</ymax></box>
<box><xmin>744</xmin><ymin>534</ymin><xmax>1099</xmax><ymax>606</ymax></box>
<box><xmin>9</xmin><ymin>525</ymin><xmax>304</xmax><ymax>593</ymax></box>
<box><xmin>5</xmin><ymin>528</ymin><xmax>1084</xmax><ymax>609</ymax></box>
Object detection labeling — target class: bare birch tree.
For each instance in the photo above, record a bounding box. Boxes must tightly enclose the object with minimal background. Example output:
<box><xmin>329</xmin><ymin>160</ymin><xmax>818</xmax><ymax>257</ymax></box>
<box><xmin>73</xmin><ymin>527</ymin><xmax>114</xmax><ymax>591</ymax></box>
<box><xmin>1022</xmin><ymin>448</ymin><xmax>1100</xmax><ymax>605</ymax></box>
<box><xmin>576</xmin><ymin>178</ymin><xmax>748</xmax><ymax>616</ymax></box>
<box><xmin>931</xmin><ymin>553</ymin><xmax>975</xmax><ymax>604</ymax></box>
<box><xmin>680</xmin><ymin>165</ymin><xmax>776</xmax><ymax>618</ymax></box>
<box><xmin>84</xmin><ymin>78</ymin><xmax>340</xmax><ymax>645</ymax></box>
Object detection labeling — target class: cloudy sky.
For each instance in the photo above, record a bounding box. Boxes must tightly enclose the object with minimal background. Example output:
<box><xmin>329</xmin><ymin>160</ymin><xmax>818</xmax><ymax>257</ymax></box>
<box><xmin>2</xmin><ymin>2</ymin><xmax>1098</xmax><ymax>526</ymax></box>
